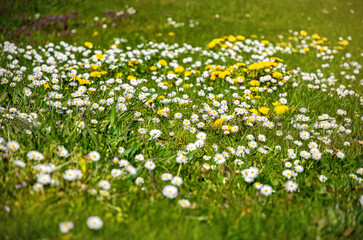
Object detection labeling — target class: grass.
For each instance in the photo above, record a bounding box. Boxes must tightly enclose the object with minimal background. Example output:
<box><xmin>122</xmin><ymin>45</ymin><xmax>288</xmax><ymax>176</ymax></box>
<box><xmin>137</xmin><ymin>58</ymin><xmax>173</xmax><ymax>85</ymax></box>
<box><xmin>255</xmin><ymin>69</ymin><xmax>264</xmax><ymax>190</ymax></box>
<box><xmin>0</xmin><ymin>0</ymin><xmax>363</xmax><ymax>239</ymax></box>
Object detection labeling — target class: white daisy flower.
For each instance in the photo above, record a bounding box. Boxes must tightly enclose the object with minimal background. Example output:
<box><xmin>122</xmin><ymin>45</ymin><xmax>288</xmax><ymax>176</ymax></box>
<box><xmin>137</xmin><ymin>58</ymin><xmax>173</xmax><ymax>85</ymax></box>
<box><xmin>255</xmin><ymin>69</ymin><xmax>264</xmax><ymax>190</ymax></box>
<box><xmin>319</xmin><ymin>175</ymin><xmax>328</xmax><ymax>182</ymax></box>
<box><xmin>98</xmin><ymin>180</ymin><xmax>111</xmax><ymax>190</ymax></box>
<box><xmin>89</xmin><ymin>151</ymin><xmax>101</xmax><ymax>161</ymax></box>
<box><xmin>260</xmin><ymin>185</ymin><xmax>274</xmax><ymax>196</ymax></box>
<box><xmin>60</xmin><ymin>221</ymin><xmax>74</xmax><ymax>234</ymax></box>
<box><xmin>178</xmin><ymin>199</ymin><xmax>191</xmax><ymax>208</ymax></box>
<box><xmin>145</xmin><ymin>160</ymin><xmax>156</xmax><ymax>171</ymax></box>
<box><xmin>7</xmin><ymin>141</ymin><xmax>20</xmax><ymax>151</ymax></box>
<box><xmin>162</xmin><ymin>185</ymin><xmax>178</xmax><ymax>199</ymax></box>
<box><xmin>87</xmin><ymin>216</ymin><xmax>103</xmax><ymax>230</ymax></box>
<box><xmin>161</xmin><ymin>173</ymin><xmax>173</xmax><ymax>181</ymax></box>
<box><xmin>285</xmin><ymin>181</ymin><xmax>298</xmax><ymax>192</ymax></box>
<box><xmin>171</xmin><ymin>176</ymin><xmax>183</xmax><ymax>186</ymax></box>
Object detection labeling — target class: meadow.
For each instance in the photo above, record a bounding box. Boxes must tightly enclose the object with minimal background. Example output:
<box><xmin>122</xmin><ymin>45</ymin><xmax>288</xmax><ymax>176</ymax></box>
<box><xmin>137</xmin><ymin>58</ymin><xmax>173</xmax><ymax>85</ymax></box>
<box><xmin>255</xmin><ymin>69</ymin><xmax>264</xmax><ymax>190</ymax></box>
<box><xmin>0</xmin><ymin>0</ymin><xmax>362</xmax><ymax>239</ymax></box>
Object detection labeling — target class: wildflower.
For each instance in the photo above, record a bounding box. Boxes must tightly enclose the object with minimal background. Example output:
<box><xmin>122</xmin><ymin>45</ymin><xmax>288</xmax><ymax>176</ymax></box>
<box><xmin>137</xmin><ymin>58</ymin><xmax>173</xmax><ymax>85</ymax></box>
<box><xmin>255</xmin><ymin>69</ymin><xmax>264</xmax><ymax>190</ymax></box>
<box><xmin>295</xmin><ymin>165</ymin><xmax>304</xmax><ymax>173</ymax></box>
<box><xmin>63</xmin><ymin>169</ymin><xmax>82</xmax><ymax>181</ymax></box>
<box><xmin>336</xmin><ymin>151</ymin><xmax>345</xmax><ymax>159</ymax></box>
<box><xmin>214</xmin><ymin>118</ymin><xmax>224</xmax><ymax>126</ymax></box>
<box><xmin>242</xmin><ymin>167</ymin><xmax>259</xmax><ymax>182</ymax></box>
<box><xmin>161</xmin><ymin>173</ymin><xmax>173</xmax><ymax>181</ymax></box>
<box><xmin>300</xmin><ymin>131</ymin><xmax>310</xmax><ymax>140</ymax></box>
<box><xmin>135</xmin><ymin>177</ymin><xmax>144</xmax><ymax>184</ymax></box>
<box><xmin>260</xmin><ymin>185</ymin><xmax>274</xmax><ymax>196</ymax></box>
<box><xmin>212</xmin><ymin>144</ymin><xmax>219</xmax><ymax>151</ymax></box>
<box><xmin>125</xmin><ymin>165</ymin><xmax>137</xmax><ymax>175</ymax></box>
<box><xmin>254</xmin><ymin>182</ymin><xmax>263</xmax><ymax>189</ymax></box>
<box><xmin>119</xmin><ymin>159</ymin><xmax>129</xmax><ymax>167</ymax></box>
<box><xmin>274</xmin><ymin>105</ymin><xmax>289</xmax><ymax>115</ymax></box>
<box><xmin>308</xmin><ymin>142</ymin><xmax>318</xmax><ymax>149</ymax></box>
<box><xmin>282</xmin><ymin>170</ymin><xmax>294</xmax><ymax>179</ymax></box>
<box><xmin>285</xmin><ymin>162</ymin><xmax>292</xmax><ymax>168</ymax></box>
<box><xmin>98</xmin><ymin>180</ymin><xmax>111</xmax><ymax>190</ymax></box>
<box><xmin>203</xmin><ymin>163</ymin><xmax>211</xmax><ymax>169</ymax></box>
<box><xmin>87</xmin><ymin>216</ymin><xmax>103</xmax><ymax>230</ymax></box>
<box><xmin>195</xmin><ymin>140</ymin><xmax>205</xmax><ymax>148</ymax></box>
<box><xmin>149</xmin><ymin>129</ymin><xmax>162</xmax><ymax>139</ymax></box>
<box><xmin>311</xmin><ymin>151</ymin><xmax>322</xmax><ymax>160</ymax></box>
<box><xmin>84</xmin><ymin>42</ymin><xmax>93</xmax><ymax>48</ymax></box>
<box><xmin>89</xmin><ymin>151</ymin><xmax>101</xmax><ymax>161</ymax></box>
<box><xmin>231</xmin><ymin>126</ymin><xmax>239</xmax><ymax>132</ymax></box>
<box><xmin>186</xmin><ymin>143</ymin><xmax>197</xmax><ymax>152</ymax></box>
<box><xmin>196</xmin><ymin>132</ymin><xmax>207</xmax><ymax>140</ymax></box>
<box><xmin>178</xmin><ymin>199</ymin><xmax>191</xmax><ymax>208</ymax></box>
<box><xmin>258</xmin><ymin>107</ymin><xmax>270</xmax><ymax>115</ymax></box>
<box><xmin>162</xmin><ymin>185</ymin><xmax>178</xmax><ymax>199</ymax></box>
<box><xmin>27</xmin><ymin>151</ymin><xmax>44</xmax><ymax>161</ymax></box>
<box><xmin>76</xmin><ymin>121</ymin><xmax>85</xmax><ymax>129</ymax></box>
<box><xmin>258</xmin><ymin>134</ymin><xmax>266</xmax><ymax>142</ymax></box>
<box><xmin>7</xmin><ymin>141</ymin><xmax>20</xmax><ymax>151</ymax></box>
<box><xmin>248</xmin><ymin>141</ymin><xmax>257</xmax><ymax>149</ymax></box>
<box><xmin>171</xmin><ymin>176</ymin><xmax>183</xmax><ymax>186</ymax></box>
<box><xmin>285</xmin><ymin>181</ymin><xmax>298</xmax><ymax>192</ymax></box>
<box><xmin>214</xmin><ymin>154</ymin><xmax>226</xmax><ymax>164</ymax></box>
<box><xmin>294</xmin><ymin>160</ymin><xmax>300</xmax><ymax>165</ymax></box>
<box><xmin>118</xmin><ymin>147</ymin><xmax>125</xmax><ymax>154</ymax></box>
<box><xmin>100</xmin><ymin>190</ymin><xmax>109</xmax><ymax>196</ymax></box>
<box><xmin>176</xmin><ymin>154</ymin><xmax>188</xmax><ymax>164</ymax></box>
<box><xmin>279</xmin><ymin>98</ymin><xmax>287</xmax><ymax>104</ymax></box>
<box><xmin>246</xmin><ymin>134</ymin><xmax>255</xmax><ymax>140</ymax></box>
<box><xmin>37</xmin><ymin>174</ymin><xmax>51</xmax><ymax>185</ymax></box>
<box><xmin>58</xmin><ymin>146</ymin><xmax>69</xmax><ymax>158</ymax></box>
<box><xmin>111</xmin><ymin>169</ymin><xmax>123</xmax><ymax>177</ymax></box>
<box><xmin>135</xmin><ymin>154</ymin><xmax>144</xmax><ymax>161</ymax></box>
<box><xmin>33</xmin><ymin>183</ymin><xmax>43</xmax><ymax>192</ymax></box>
<box><xmin>319</xmin><ymin>175</ymin><xmax>328</xmax><ymax>182</ymax></box>
<box><xmin>51</xmin><ymin>179</ymin><xmax>60</xmax><ymax>186</ymax></box>
<box><xmin>234</xmin><ymin>159</ymin><xmax>244</xmax><ymax>165</ymax></box>
<box><xmin>60</xmin><ymin>221</ymin><xmax>74</xmax><ymax>234</ymax></box>
<box><xmin>138</xmin><ymin>128</ymin><xmax>146</xmax><ymax>134</ymax></box>
<box><xmin>88</xmin><ymin>189</ymin><xmax>97</xmax><ymax>195</ymax></box>
<box><xmin>95</xmin><ymin>54</ymin><xmax>104</xmax><ymax>60</ymax></box>
<box><xmin>145</xmin><ymin>160</ymin><xmax>156</xmax><ymax>171</ymax></box>
<box><xmin>13</xmin><ymin>160</ymin><xmax>26</xmax><ymax>168</ymax></box>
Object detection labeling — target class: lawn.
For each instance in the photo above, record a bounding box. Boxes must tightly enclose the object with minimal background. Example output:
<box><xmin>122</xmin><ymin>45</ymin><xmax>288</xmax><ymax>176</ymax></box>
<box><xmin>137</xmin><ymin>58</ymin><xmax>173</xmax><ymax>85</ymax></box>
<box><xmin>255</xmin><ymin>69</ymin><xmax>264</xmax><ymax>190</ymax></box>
<box><xmin>0</xmin><ymin>0</ymin><xmax>362</xmax><ymax>239</ymax></box>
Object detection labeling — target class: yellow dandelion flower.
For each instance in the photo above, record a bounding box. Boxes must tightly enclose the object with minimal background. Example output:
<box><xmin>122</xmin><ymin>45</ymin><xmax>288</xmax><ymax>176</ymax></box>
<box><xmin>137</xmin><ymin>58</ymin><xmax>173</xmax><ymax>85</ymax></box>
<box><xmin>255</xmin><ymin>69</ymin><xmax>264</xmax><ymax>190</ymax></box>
<box><xmin>272</xmin><ymin>71</ymin><xmax>282</xmax><ymax>79</ymax></box>
<box><xmin>84</xmin><ymin>42</ymin><xmax>93</xmax><ymax>48</ymax></box>
<box><xmin>214</xmin><ymin>119</ymin><xmax>224</xmax><ymax>126</ymax></box>
<box><xmin>338</xmin><ymin>40</ymin><xmax>349</xmax><ymax>46</ymax></box>
<box><xmin>250</xmin><ymin>109</ymin><xmax>259</xmax><ymax>115</ymax></box>
<box><xmin>159</xmin><ymin>59</ymin><xmax>168</xmax><ymax>66</ymax></box>
<box><xmin>175</xmin><ymin>66</ymin><xmax>184</xmax><ymax>72</ymax></box>
<box><xmin>250</xmin><ymin>80</ymin><xmax>260</xmax><ymax>86</ymax></box>
<box><xmin>300</xmin><ymin>31</ymin><xmax>308</xmax><ymax>36</ymax></box>
<box><xmin>228</xmin><ymin>36</ymin><xmax>237</xmax><ymax>42</ymax></box>
<box><xmin>258</xmin><ymin>107</ymin><xmax>270</xmax><ymax>115</ymax></box>
<box><xmin>236</xmin><ymin>35</ymin><xmax>245</xmax><ymax>41</ymax></box>
<box><xmin>274</xmin><ymin>105</ymin><xmax>289</xmax><ymax>115</ymax></box>
<box><xmin>96</xmin><ymin>54</ymin><xmax>104</xmax><ymax>60</ymax></box>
